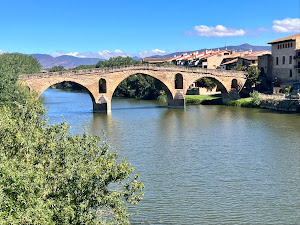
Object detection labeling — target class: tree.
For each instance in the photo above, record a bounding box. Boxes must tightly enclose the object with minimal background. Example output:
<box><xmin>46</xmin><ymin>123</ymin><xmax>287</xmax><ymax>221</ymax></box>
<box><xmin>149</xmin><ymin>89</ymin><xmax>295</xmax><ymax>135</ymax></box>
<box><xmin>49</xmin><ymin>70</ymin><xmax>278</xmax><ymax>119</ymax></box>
<box><xmin>96</xmin><ymin>56</ymin><xmax>141</xmax><ymax>68</ymax></box>
<box><xmin>232</xmin><ymin>64</ymin><xmax>261</xmax><ymax>87</ymax></box>
<box><xmin>0</xmin><ymin>53</ymin><xmax>144</xmax><ymax>224</ymax></box>
<box><xmin>196</xmin><ymin>77</ymin><xmax>217</xmax><ymax>91</ymax></box>
<box><xmin>49</xmin><ymin>65</ymin><xmax>65</xmax><ymax>72</ymax></box>
<box><xmin>0</xmin><ymin>53</ymin><xmax>41</xmax><ymax>108</ymax></box>
<box><xmin>246</xmin><ymin>66</ymin><xmax>261</xmax><ymax>87</ymax></box>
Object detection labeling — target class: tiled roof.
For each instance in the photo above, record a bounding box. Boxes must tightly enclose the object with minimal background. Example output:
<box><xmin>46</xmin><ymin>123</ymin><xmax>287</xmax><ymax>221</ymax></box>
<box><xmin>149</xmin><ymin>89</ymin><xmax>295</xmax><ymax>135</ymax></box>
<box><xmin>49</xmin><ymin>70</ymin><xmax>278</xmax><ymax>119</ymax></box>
<box><xmin>267</xmin><ymin>33</ymin><xmax>300</xmax><ymax>44</ymax></box>
<box><xmin>221</xmin><ymin>58</ymin><xmax>238</xmax><ymax>65</ymax></box>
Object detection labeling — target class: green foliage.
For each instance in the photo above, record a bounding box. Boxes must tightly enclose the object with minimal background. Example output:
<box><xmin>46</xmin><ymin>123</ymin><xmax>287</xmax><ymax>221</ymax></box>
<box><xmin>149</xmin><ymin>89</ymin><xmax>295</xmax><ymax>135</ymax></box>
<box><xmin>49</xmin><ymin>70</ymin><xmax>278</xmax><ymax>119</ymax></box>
<box><xmin>226</xmin><ymin>97</ymin><xmax>254</xmax><ymax>107</ymax></box>
<box><xmin>49</xmin><ymin>66</ymin><xmax>65</xmax><ymax>72</ymax></box>
<box><xmin>250</xmin><ymin>90</ymin><xmax>262</xmax><ymax>106</ymax></box>
<box><xmin>0</xmin><ymin>53</ymin><xmax>42</xmax><ymax>109</ymax></box>
<box><xmin>0</xmin><ymin>53</ymin><xmax>41</xmax><ymax>76</ymax></box>
<box><xmin>73</xmin><ymin>64</ymin><xmax>96</xmax><ymax>70</ymax></box>
<box><xmin>285</xmin><ymin>86</ymin><xmax>292</xmax><ymax>94</ymax></box>
<box><xmin>0</xmin><ymin>53</ymin><xmax>144</xmax><ymax>224</ymax></box>
<box><xmin>195</xmin><ymin>78</ymin><xmax>217</xmax><ymax>90</ymax></box>
<box><xmin>233</xmin><ymin>64</ymin><xmax>261</xmax><ymax>87</ymax></box>
<box><xmin>50</xmin><ymin>81</ymin><xmax>85</xmax><ymax>90</ymax></box>
<box><xmin>185</xmin><ymin>95</ymin><xmax>221</xmax><ymax>105</ymax></box>
<box><xmin>246</xmin><ymin>66</ymin><xmax>261</xmax><ymax>86</ymax></box>
<box><xmin>232</xmin><ymin>64</ymin><xmax>247</xmax><ymax>71</ymax></box>
<box><xmin>96</xmin><ymin>56</ymin><xmax>141</xmax><ymax>68</ymax></box>
<box><xmin>114</xmin><ymin>73</ymin><xmax>165</xmax><ymax>100</ymax></box>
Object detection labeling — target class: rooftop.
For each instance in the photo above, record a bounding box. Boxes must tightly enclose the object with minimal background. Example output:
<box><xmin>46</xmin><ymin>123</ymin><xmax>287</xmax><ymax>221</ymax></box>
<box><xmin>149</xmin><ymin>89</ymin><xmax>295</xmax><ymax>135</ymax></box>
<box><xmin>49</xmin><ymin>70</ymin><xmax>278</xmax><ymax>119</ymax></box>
<box><xmin>267</xmin><ymin>33</ymin><xmax>300</xmax><ymax>44</ymax></box>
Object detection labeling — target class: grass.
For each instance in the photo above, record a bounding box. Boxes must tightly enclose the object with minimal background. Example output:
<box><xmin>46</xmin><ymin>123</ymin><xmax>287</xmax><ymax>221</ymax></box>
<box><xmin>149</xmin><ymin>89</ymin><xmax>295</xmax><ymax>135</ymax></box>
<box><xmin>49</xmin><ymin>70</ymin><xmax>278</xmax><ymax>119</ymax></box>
<box><xmin>185</xmin><ymin>94</ymin><xmax>222</xmax><ymax>105</ymax></box>
<box><xmin>225</xmin><ymin>97</ymin><xmax>254</xmax><ymax>107</ymax></box>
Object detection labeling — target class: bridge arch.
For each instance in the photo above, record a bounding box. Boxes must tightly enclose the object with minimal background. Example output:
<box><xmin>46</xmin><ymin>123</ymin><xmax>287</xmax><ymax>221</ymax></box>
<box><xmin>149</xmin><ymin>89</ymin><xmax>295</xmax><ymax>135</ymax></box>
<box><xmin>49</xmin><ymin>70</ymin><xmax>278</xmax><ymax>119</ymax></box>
<box><xmin>29</xmin><ymin>79</ymin><xmax>97</xmax><ymax>105</ymax></box>
<box><xmin>110</xmin><ymin>72</ymin><xmax>174</xmax><ymax>102</ymax></box>
<box><xmin>186</xmin><ymin>76</ymin><xmax>228</xmax><ymax>95</ymax></box>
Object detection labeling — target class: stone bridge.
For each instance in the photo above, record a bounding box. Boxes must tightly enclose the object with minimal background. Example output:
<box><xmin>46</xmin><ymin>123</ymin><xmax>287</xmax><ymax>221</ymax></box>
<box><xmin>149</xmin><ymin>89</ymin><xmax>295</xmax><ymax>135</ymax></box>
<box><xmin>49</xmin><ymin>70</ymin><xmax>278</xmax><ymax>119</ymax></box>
<box><xmin>19</xmin><ymin>64</ymin><xmax>247</xmax><ymax>113</ymax></box>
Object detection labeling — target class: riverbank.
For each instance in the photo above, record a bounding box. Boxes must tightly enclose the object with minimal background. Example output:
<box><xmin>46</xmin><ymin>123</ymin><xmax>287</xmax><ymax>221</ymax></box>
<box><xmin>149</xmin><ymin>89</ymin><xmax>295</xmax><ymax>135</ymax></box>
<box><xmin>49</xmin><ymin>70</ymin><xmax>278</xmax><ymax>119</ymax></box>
<box><xmin>185</xmin><ymin>94</ymin><xmax>222</xmax><ymax>105</ymax></box>
<box><xmin>185</xmin><ymin>94</ymin><xmax>300</xmax><ymax>112</ymax></box>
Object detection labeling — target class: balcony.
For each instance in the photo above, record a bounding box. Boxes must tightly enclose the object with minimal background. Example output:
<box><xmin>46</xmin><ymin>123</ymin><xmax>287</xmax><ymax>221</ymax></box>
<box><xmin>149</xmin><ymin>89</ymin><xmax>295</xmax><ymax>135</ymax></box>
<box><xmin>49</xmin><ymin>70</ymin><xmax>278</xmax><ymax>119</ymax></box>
<box><xmin>294</xmin><ymin>65</ymin><xmax>300</xmax><ymax>68</ymax></box>
<box><xmin>294</xmin><ymin>55</ymin><xmax>300</xmax><ymax>59</ymax></box>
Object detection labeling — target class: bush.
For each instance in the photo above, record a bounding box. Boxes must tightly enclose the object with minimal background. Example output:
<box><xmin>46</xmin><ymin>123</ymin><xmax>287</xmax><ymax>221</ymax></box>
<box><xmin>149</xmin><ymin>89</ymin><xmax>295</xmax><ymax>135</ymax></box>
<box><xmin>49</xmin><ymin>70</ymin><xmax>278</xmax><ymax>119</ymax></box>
<box><xmin>250</xmin><ymin>91</ymin><xmax>262</xmax><ymax>106</ymax></box>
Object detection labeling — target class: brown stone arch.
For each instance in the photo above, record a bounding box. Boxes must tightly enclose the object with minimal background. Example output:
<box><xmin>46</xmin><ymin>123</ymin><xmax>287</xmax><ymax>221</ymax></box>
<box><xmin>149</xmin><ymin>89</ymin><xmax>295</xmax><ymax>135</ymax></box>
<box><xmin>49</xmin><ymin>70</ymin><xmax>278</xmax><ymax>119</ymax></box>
<box><xmin>110</xmin><ymin>72</ymin><xmax>174</xmax><ymax>101</ymax></box>
<box><xmin>32</xmin><ymin>79</ymin><xmax>97</xmax><ymax>105</ymax></box>
<box><xmin>186</xmin><ymin>76</ymin><xmax>228</xmax><ymax>95</ymax></box>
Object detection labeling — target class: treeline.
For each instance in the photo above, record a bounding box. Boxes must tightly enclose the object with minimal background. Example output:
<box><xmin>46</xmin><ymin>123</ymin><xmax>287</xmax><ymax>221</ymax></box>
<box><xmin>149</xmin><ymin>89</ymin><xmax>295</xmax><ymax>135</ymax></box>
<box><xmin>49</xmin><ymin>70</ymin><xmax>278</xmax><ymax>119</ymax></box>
<box><xmin>0</xmin><ymin>53</ymin><xmax>144</xmax><ymax>224</ymax></box>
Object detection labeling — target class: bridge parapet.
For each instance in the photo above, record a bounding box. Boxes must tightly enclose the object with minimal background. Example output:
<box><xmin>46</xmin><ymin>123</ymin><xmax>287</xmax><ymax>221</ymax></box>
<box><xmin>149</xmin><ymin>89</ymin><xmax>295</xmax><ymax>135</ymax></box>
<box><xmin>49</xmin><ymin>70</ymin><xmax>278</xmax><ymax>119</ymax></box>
<box><xmin>19</xmin><ymin>64</ymin><xmax>246</xmax><ymax>80</ymax></box>
<box><xmin>19</xmin><ymin>65</ymin><xmax>247</xmax><ymax>113</ymax></box>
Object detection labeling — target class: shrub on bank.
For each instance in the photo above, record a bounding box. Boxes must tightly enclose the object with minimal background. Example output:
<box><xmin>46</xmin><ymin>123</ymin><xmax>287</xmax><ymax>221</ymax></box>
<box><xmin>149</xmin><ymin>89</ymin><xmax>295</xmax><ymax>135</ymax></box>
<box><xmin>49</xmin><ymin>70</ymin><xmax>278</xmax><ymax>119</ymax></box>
<box><xmin>226</xmin><ymin>98</ymin><xmax>254</xmax><ymax>107</ymax></box>
<box><xmin>185</xmin><ymin>95</ymin><xmax>222</xmax><ymax>105</ymax></box>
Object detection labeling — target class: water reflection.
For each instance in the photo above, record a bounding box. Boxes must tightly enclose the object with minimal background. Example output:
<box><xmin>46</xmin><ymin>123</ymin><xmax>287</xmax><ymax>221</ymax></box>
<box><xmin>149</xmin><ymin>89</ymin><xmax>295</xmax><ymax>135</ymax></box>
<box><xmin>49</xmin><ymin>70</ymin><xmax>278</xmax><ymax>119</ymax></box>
<box><xmin>41</xmin><ymin>89</ymin><xmax>300</xmax><ymax>224</ymax></box>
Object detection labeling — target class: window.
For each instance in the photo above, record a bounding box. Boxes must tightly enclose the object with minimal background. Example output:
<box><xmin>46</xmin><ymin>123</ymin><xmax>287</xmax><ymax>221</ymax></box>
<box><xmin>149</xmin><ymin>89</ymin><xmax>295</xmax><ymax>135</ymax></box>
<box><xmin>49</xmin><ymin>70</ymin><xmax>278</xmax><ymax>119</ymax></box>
<box><xmin>278</xmin><ymin>45</ymin><xmax>280</xmax><ymax>49</ymax></box>
<box><xmin>290</xmin><ymin>70</ymin><xmax>292</xmax><ymax>77</ymax></box>
<box><xmin>289</xmin><ymin>56</ymin><xmax>292</xmax><ymax>64</ymax></box>
<box><xmin>252</xmin><ymin>60</ymin><xmax>255</xmax><ymax>64</ymax></box>
<box><xmin>276</xmin><ymin>57</ymin><xmax>278</xmax><ymax>65</ymax></box>
<box><xmin>285</xmin><ymin>43</ymin><xmax>287</xmax><ymax>48</ymax></box>
<box><xmin>282</xmin><ymin>56</ymin><xmax>285</xmax><ymax>65</ymax></box>
<box><xmin>99</xmin><ymin>78</ymin><xmax>107</xmax><ymax>93</ymax></box>
<box><xmin>175</xmin><ymin>74</ymin><xmax>183</xmax><ymax>89</ymax></box>
<box><xmin>291</xmin><ymin>43</ymin><xmax>293</xmax><ymax>48</ymax></box>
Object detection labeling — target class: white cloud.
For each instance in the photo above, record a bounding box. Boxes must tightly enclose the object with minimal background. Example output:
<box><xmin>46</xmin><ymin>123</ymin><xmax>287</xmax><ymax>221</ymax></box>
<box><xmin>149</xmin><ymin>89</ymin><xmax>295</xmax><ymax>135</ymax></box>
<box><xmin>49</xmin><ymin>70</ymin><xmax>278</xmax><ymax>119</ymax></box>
<box><xmin>94</xmin><ymin>49</ymin><xmax>168</xmax><ymax>59</ymax></box>
<box><xmin>0</xmin><ymin>49</ymin><xmax>7</xmax><ymax>54</ymax></box>
<box><xmin>48</xmin><ymin>49</ymin><xmax>169</xmax><ymax>60</ymax></box>
<box><xmin>114</xmin><ymin>49</ymin><xmax>123</xmax><ymax>53</ymax></box>
<box><xmin>50</xmin><ymin>51</ymin><xmax>87</xmax><ymax>58</ymax></box>
<box><xmin>191</xmin><ymin>25</ymin><xmax>246</xmax><ymax>37</ymax></box>
<box><xmin>272</xmin><ymin>18</ymin><xmax>300</xmax><ymax>33</ymax></box>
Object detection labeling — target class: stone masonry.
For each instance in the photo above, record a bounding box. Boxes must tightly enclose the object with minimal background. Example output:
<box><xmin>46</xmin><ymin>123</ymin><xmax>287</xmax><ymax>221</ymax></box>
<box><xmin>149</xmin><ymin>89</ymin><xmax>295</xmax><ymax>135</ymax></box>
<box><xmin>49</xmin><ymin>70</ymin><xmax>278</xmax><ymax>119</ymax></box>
<box><xmin>19</xmin><ymin>64</ymin><xmax>246</xmax><ymax>113</ymax></box>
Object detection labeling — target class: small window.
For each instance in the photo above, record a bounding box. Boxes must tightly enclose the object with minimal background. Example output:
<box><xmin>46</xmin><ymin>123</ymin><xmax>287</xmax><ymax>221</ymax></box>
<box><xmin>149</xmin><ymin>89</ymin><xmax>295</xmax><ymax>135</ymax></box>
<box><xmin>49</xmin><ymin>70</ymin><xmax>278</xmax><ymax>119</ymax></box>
<box><xmin>290</xmin><ymin>70</ymin><xmax>292</xmax><ymax>77</ymax></box>
<box><xmin>291</xmin><ymin>43</ymin><xmax>293</xmax><ymax>48</ymax></box>
<box><xmin>289</xmin><ymin>56</ymin><xmax>292</xmax><ymax>64</ymax></box>
<box><xmin>276</xmin><ymin>57</ymin><xmax>278</xmax><ymax>65</ymax></box>
<box><xmin>278</xmin><ymin>45</ymin><xmax>280</xmax><ymax>49</ymax></box>
<box><xmin>175</xmin><ymin>74</ymin><xmax>183</xmax><ymax>89</ymax></box>
<box><xmin>285</xmin><ymin>43</ymin><xmax>287</xmax><ymax>48</ymax></box>
<box><xmin>99</xmin><ymin>78</ymin><xmax>107</xmax><ymax>93</ymax></box>
<box><xmin>282</xmin><ymin>56</ymin><xmax>285</xmax><ymax>65</ymax></box>
<box><xmin>252</xmin><ymin>60</ymin><xmax>255</xmax><ymax>64</ymax></box>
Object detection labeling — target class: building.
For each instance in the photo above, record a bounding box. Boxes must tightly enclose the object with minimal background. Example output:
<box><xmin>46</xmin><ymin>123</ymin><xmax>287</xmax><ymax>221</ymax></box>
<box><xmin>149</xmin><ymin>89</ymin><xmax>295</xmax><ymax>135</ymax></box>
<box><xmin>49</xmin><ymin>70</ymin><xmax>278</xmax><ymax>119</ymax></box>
<box><xmin>221</xmin><ymin>50</ymin><xmax>271</xmax><ymax>70</ymax></box>
<box><xmin>267</xmin><ymin>33</ymin><xmax>300</xmax><ymax>84</ymax></box>
<box><xmin>167</xmin><ymin>49</ymin><xmax>242</xmax><ymax>69</ymax></box>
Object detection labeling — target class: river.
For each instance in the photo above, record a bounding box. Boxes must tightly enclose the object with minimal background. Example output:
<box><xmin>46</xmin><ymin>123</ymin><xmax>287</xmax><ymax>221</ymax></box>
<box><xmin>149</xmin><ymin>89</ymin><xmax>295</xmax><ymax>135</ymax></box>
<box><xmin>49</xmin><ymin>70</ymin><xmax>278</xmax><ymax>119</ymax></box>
<box><xmin>41</xmin><ymin>88</ymin><xmax>300</xmax><ymax>224</ymax></box>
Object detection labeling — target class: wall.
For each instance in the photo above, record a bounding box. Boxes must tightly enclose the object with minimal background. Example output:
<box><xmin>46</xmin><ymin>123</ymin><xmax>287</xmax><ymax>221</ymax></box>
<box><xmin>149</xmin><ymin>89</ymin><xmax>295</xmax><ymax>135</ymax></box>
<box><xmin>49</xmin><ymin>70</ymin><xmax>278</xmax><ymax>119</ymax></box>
<box><xmin>271</xmin><ymin>40</ymin><xmax>298</xmax><ymax>83</ymax></box>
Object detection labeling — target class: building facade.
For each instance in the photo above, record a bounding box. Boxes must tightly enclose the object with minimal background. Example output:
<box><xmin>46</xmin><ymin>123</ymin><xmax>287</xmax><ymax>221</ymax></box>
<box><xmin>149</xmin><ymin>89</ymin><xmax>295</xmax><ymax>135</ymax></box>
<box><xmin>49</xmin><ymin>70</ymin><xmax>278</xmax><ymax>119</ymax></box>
<box><xmin>267</xmin><ymin>33</ymin><xmax>300</xmax><ymax>84</ymax></box>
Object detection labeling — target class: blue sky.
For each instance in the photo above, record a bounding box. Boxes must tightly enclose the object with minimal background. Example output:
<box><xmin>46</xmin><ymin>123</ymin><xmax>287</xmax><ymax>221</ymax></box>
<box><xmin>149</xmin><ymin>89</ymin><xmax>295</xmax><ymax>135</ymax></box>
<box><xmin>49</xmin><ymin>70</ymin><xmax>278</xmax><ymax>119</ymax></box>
<box><xmin>0</xmin><ymin>0</ymin><xmax>299</xmax><ymax>58</ymax></box>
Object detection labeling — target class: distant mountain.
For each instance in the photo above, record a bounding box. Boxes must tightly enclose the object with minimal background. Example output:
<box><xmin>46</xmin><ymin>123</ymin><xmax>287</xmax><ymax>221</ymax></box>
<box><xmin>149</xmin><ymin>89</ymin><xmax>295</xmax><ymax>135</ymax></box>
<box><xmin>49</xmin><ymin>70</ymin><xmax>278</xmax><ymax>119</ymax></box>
<box><xmin>150</xmin><ymin>44</ymin><xmax>271</xmax><ymax>59</ymax></box>
<box><xmin>31</xmin><ymin>44</ymin><xmax>271</xmax><ymax>68</ymax></box>
<box><xmin>31</xmin><ymin>54</ymin><xmax>104</xmax><ymax>69</ymax></box>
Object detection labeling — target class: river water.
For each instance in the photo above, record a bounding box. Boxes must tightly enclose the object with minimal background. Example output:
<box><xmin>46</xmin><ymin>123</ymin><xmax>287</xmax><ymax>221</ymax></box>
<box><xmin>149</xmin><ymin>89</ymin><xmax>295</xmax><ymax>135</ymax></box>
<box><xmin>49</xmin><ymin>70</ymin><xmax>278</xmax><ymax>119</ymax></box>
<box><xmin>41</xmin><ymin>89</ymin><xmax>300</xmax><ymax>224</ymax></box>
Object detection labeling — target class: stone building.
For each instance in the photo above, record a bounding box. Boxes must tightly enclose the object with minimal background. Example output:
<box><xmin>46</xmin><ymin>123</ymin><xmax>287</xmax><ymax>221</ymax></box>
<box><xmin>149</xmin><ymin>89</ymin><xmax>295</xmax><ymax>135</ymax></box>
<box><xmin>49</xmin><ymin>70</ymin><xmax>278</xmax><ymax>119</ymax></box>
<box><xmin>267</xmin><ymin>33</ymin><xmax>300</xmax><ymax>84</ymax></box>
<box><xmin>258</xmin><ymin>54</ymin><xmax>273</xmax><ymax>81</ymax></box>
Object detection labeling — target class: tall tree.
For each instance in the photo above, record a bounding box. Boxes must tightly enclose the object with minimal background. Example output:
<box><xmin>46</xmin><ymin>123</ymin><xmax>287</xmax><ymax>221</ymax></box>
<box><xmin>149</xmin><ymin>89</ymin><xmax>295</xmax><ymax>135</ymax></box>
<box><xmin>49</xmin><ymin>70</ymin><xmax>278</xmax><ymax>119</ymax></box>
<box><xmin>0</xmin><ymin>53</ymin><xmax>144</xmax><ymax>224</ymax></box>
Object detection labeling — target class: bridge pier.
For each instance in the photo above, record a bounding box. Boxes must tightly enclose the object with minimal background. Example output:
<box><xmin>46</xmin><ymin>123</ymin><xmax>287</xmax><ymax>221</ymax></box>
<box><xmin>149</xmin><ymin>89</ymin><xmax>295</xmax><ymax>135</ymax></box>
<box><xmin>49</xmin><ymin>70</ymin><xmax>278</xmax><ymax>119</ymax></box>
<box><xmin>222</xmin><ymin>89</ymin><xmax>241</xmax><ymax>103</ymax></box>
<box><xmin>168</xmin><ymin>91</ymin><xmax>185</xmax><ymax>109</ymax></box>
<box><xmin>93</xmin><ymin>95</ymin><xmax>111</xmax><ymax>113</ymax></box>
